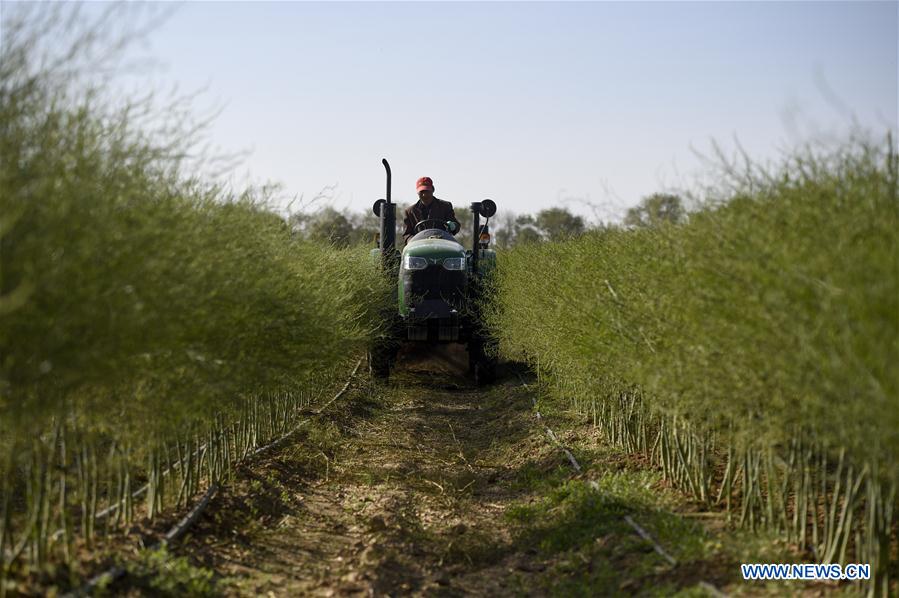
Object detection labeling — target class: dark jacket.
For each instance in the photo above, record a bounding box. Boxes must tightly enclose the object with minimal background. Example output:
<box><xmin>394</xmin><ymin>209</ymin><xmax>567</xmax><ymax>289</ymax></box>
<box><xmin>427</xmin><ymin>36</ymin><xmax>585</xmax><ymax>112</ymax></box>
<box><xmin>402</xmin><ymin>197</ymin><xmax>460</xmax><ymax>244</ymax></box>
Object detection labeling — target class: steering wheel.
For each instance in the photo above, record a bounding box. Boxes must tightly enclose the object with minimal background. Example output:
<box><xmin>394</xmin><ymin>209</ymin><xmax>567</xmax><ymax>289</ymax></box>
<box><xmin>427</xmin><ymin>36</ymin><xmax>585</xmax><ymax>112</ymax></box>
<box><xmin>413</xmin><ymin>218</ymin><xmax>450</xmax><ymax>234</ymax></box>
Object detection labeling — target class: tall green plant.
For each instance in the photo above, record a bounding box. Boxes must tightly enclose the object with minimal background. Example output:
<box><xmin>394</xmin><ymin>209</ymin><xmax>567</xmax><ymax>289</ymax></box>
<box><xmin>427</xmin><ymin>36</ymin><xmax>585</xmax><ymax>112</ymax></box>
<box><xmin>487</xmin><ymin>136</ymin><xmax>898</xmax><ymax>594</ymax></box>
<box><xmin>0</xmin><ymin>5</ymin><xmax>391</xmax><ymax>586</ymax></box>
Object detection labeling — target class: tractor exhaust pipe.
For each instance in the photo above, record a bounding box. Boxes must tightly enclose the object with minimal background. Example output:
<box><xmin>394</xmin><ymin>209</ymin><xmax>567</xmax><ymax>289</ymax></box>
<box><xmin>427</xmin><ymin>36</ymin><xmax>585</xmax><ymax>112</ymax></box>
<box><xmin>470</xmin><ymin>202</ymin><xmax>481</xmax><ymax>275</ymax></box>
<box><xmin>373</xmin><ymin>159</ymin><xmax>395</xmax><ymax>259</ymax></box>
<box><xmin>383</xmin><ymin>158</ymin><xmax>392</xmax><ymax>204</ymax></box>
<box><xmin>381</xmin><ymin>159</ymin><xmax>395</xmax><ymax>254</ymax></box>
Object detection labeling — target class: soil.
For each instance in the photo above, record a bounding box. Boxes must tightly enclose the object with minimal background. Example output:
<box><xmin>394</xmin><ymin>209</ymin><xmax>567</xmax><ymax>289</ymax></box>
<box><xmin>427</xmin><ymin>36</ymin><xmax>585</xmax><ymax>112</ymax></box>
<box><xmin>150</xmin><ymin>345</ymin><xmax>832</xmax><ymax>597</ymax></box>
<box><xmin>177</xmin><ymin>345</ymin><xmax>562</xmax><ymax>596</ymax></box>
<box><xmin>6</xmin><ymin>347</ymin><xmax>863</xmax><ymax>597</ymax></box>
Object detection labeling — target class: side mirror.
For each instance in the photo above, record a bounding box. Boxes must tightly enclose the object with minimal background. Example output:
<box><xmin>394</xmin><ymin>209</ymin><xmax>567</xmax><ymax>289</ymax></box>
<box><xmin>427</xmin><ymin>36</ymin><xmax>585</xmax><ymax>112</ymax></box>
<box><xmin>446</xmin><ymin>221</ymin><xmax>459</xmax><ymax>234</ymax></box>
<box><xmin>479</xmin><ymin>199</ymin><xmax>497</xmax><ymax>218</ymax></box>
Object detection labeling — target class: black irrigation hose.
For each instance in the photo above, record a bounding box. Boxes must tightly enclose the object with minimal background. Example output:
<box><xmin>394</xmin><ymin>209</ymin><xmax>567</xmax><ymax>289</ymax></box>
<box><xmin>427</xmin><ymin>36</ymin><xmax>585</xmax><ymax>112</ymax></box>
<box><xmin>516</xmin><ymin>371</ymin><xmax>728</xmax><ymax>598</ymax></box>
<box><xmin>63</xmin><ymin>359</ymin><xmax>363</xmax><ymax>597</ymax></box>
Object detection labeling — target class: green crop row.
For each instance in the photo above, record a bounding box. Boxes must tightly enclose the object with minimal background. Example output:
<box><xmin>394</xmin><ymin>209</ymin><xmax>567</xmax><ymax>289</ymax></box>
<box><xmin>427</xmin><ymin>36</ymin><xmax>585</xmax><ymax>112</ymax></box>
<box><xmin>0</xmin><ymin>8</ymin><xmax>391</xmax><ymax>587</ymax></box>
<box><xmin>487</xmin><ymin>138</ymin><xmax>898</xmax><ymax>594</ymax></box>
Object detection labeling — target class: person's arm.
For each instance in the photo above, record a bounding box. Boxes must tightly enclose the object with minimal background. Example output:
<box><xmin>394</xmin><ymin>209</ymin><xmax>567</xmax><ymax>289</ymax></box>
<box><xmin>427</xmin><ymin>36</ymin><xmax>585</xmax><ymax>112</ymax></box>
<box><xmin>444</xmin><ymin>201</ymin><xmax>461</xmax><ymax>236</ymax></box>
<box><xmin>402</xmin><ymin>206</ymin><xmax>416</xmax><ymax>244</ymax></box>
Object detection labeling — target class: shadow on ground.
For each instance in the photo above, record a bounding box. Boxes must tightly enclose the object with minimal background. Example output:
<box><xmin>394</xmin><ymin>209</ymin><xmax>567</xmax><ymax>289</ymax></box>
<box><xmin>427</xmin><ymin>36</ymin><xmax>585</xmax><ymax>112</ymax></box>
<box><xmin>146</xmin><ymin>346</ymin><xmax>746</xmax><ymax>597</ymax></box>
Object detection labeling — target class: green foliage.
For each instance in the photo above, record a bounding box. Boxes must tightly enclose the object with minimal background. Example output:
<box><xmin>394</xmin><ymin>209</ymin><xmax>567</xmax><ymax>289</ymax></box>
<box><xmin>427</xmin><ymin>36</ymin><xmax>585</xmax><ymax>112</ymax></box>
<box><xmin>534</xmin><ymin>207</ymin><xmax>587</xmax><ymax>241</ymax></box>
<box><xmin>507</xmin><ymin>480</ymin><xmax>633</xmax><ymax>553</ymax></box>
<box><xmin>488</xmin><ymin>137</ymin><xmax>899</xmax><ymax>586</ymax></box>
<box><xmin>623</xmin><ymin>193</ymin><xmax>686</xmax><ymax>228</ymax></box>
<box><xmin>508</xmin><ymin>473</ymin><xmax>704</xmax><ymax>556</ymax></box>
<box><xmin>293</xmin><ymin>207</ymin><xmax>357</xmax><ymax>247</ymax></box>
<box><xmin>493</xmin><ymin>208</ymin><xmax>586</xmax><ymax>247</ymax></box>
<box><xmin>507</xmin><ymin>475</ymin><xmax>708</xmax><ymax>596</ymax></box>
<box><xmin>0</xmin><ymin>4</ymin><xmax>393</xmax><ymax>578</ymax></box>
<box><xmin>491</xmin><ymin>137</ymin><xmax>897</xmax><ymax>460</ymax></box>
<box><xmin>0</xmin><ymin>3</ymin><xmax>390</xmax><ymax>437</ymax></box>
<box><xmin>290</xmin><ymin>206</ymin><xmax>383</xmax><ymax>247</ymax></box>
<box><xmin>513</xmin><ymin>216</ymin><xmax>544</xmax><ymax>245</ymax></box>
<box><xmin>289</xmin><ymin>204</ymin><xmax>587</xmax><ymax>250</ymax></box>
<box><xmin>122</xmin><ymin>545</ymin><xmax>216</xmax><ymax>597</ymax></box>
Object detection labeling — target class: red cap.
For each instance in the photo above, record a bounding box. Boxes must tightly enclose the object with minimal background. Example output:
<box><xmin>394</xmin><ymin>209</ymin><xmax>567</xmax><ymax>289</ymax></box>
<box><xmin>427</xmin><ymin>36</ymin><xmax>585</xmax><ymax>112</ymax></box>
<box><xmin>416</xmin><ymin>176</ymin><xmax>434</xmax><ymax>192</ymax></box>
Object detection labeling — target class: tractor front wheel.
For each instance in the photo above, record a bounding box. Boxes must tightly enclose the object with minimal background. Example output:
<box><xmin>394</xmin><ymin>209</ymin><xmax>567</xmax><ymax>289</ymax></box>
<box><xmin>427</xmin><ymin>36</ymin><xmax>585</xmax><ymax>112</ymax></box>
<box><xmin>468</xmin><ymin>338</ymin><xmax>497</xmax><ymax>386</ymax></box>
<box><xmin>367</xmin><ymin>342</ymin><xmax>391</xmax><ymax>380</ymax></box>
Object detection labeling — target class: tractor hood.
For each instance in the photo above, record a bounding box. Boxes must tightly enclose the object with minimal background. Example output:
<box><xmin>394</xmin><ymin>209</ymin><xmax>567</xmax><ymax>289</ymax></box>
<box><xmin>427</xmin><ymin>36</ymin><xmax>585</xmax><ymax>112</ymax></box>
<box><xmin>403</xmin><ymin>237</ymin><xmax>465</xmax><ymax>260</ymax></box>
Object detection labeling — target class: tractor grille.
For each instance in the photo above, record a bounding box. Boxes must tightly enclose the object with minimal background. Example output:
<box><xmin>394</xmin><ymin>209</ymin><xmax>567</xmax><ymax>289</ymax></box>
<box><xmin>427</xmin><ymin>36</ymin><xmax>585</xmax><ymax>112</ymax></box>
<box><xmin>405</xmin><ymin>265</ymin><xmax>465</xmax><ymax>309</ymax></box>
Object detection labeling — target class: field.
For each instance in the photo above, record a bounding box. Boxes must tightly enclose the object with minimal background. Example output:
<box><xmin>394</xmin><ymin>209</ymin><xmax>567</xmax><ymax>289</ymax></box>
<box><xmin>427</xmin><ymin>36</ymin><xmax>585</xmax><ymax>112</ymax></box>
<box><xmin>486</xmin><ymin>138</ymin><xmax>899</xmax><ymax>595</ymax></box>
<box><xmin>2</xmin><ymin>6</ymin><xmax>897</xmax><ymax>597</ymax></box>
<box><xmin>1</xmin><ymin>10</ymin><xmax>392</xmax><ymax>590</ymax></box>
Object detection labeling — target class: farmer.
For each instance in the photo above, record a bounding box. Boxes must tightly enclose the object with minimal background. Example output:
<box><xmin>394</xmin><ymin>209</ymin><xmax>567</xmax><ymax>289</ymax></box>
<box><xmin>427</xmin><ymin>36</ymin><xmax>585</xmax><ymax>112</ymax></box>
<box><xmin>402</xmin><ymin>176</ymin><xmax>461</xmax><ymax>244</ymax></box>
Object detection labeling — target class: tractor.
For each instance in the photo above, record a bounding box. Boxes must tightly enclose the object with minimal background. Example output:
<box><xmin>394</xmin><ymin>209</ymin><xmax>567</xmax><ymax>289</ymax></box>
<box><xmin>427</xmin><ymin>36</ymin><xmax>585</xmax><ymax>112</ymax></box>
<box><xmin>368</xmin><ymin>159</ymin><xmax>498</xmax><ymax>384</ymax></box>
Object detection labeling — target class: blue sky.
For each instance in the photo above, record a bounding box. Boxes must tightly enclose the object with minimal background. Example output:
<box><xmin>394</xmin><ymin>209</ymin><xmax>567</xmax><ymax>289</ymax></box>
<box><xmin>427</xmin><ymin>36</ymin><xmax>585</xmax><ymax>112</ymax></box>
<box><xmin>77</xmin><ymin>2</ymin><xmax>899</xmax><ymax>221</ymax></box>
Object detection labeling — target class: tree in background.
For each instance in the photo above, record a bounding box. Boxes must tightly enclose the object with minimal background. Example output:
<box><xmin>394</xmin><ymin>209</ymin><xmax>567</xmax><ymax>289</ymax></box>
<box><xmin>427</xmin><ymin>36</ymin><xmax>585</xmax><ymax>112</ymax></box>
<box><xmin>493</xmin><ymin>208</ymin><xmax>585</xmax><ymax>246</ymax></box>
<box><xmin>290</xmin><ymin>204</ymin><xmax>590</xmax><ymax>248</ymax></box>
<box><xmin>454</xmin><ymin>207</ymin><xmax>474</xmax><ymax>248</ymax></box>
<box><xmin>348</xmin><ymin>210</ymin><xmax>381</xmax><ymax>246</ymax></box>
<box><xmin>290</xmin><ymin>207</ymin><xmax>355</xmax><ymax>247</ymax></box>
<box><xmin>493</xmin><ymin>211</ymin><xmax>518</xmax><ymax>249</ymax></box>
<box><xmin>623</xmin><ymin>193</ymin><xmax>685</xmax><ymax>228</ymax></box>
<box><xmin>512</xmin><ymin>215</ymin><xmax>544</xmax><ymax>245</ymax></box>
<box><xmin>291</xmin><ymin>205</ymin><xmax>400</xmax><ymax>247</ymax></box>
<box><xmin>535</xmin><ymin>207</ymin><xmax>586</xmax><ymax>241</ymax></box>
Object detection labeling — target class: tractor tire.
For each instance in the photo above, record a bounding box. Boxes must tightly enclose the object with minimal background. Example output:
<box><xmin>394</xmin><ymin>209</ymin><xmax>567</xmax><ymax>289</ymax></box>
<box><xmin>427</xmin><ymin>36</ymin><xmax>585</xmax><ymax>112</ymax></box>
<box><xmin>367</xmin><ymin>344</ymin><xmax>391</xmax><ymax>380</ymax></box>
<box><xmin>473</xmin><ymin>357</ymin><xmax>496</xmax><ymax>386</ymax></box>
<box><xmin>369</xmin><ymin>311</ymin><xmax>399</xmax><ymax>381</ymax></box>
<box><xmin>468</xmin><ymin>338</ymin><xmax>497</xmax><ymax>386</ymax></box>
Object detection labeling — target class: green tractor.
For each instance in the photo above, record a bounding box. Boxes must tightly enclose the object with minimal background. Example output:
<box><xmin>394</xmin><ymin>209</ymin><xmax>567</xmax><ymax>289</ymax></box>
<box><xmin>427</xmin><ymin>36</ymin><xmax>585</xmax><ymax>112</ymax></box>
<box><xmin>368</xmin><ymin>159</ymin><xmax>498</xmax><ymax>384</ymax></box>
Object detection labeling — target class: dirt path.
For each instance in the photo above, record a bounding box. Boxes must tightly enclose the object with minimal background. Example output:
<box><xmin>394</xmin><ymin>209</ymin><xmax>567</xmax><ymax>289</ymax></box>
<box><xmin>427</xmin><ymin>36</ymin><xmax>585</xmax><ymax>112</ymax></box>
<box><xmin>179</xmin><ymin>346</ymin><xmax>559</xmax><ymax>596</ymax></box>
<box><xmin>166</xmin><ymin>347</ymin><xmax>766</xmax><ymax>597</ymax></box>
<box><xmin>86</xmin><ymin>347</ymin><xmax>853</xmax><ymax>597</ymax></box>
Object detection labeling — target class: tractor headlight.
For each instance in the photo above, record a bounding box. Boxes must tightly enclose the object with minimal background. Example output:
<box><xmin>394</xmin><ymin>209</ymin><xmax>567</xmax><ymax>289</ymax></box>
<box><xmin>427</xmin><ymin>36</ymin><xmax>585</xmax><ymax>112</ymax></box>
<box><xmin>442</xmin><ymin>257</ymin><xmax>464</xmax><ymax>271</ymax></box>
<box><xmin>404</xmin><ymin>255</ymin><xmax>428</xmax><ymax>270</ymax></box>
